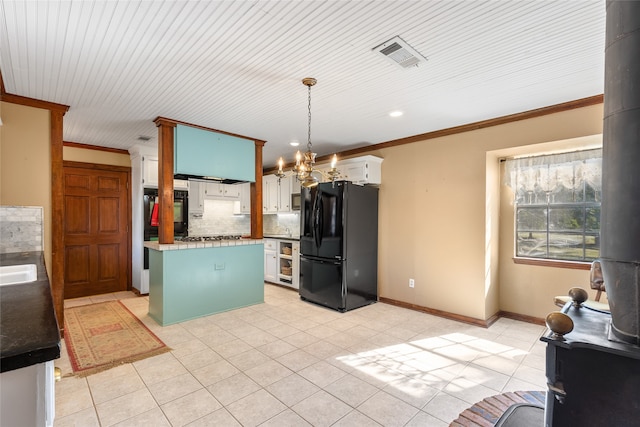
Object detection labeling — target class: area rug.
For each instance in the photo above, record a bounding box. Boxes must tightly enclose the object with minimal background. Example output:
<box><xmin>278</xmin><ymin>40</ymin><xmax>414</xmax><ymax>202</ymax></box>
<box><xmin>64</xmin><ymin>300</ymin><xmax>170</xmax><ymax>377</ymax></box>
<box><xmin>450</xmin><ymin>390</ymin><xmax>545</xmax><ymax>426</ymax></box>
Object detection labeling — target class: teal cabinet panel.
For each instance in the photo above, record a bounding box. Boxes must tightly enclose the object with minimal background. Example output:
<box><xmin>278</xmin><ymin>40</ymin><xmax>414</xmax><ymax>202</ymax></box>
<box><xmin>148</xmin><ymin>250</ymin><xmax>165</xmax><ymax>324</ymax></box>
<box><xmin>174</xmin><ymin>125</ymin><xmax>255</xmax><ymax>182</ymax></box>
<box><xmin>148</xmin><ymin>244</ymin><xmax>264</xmax><ymax>326</ymax></box>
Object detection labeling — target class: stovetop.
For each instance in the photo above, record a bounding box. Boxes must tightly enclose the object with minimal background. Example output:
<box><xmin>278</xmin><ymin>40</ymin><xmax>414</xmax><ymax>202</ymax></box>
<box><xmin>180</xmin><ymin>235</ymin><xmax>243</xmax><ymax>242</ymax></box>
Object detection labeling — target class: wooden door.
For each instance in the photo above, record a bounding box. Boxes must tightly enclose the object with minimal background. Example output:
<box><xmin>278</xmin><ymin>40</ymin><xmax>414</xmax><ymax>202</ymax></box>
<box><xmin>63</xmin><ymin>162</ymin><xmax>131</xmax><ymax>298</ymax></box>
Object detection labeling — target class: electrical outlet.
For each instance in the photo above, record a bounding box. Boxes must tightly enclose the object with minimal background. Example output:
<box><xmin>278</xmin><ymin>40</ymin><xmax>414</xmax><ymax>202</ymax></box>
<box><xmin>409</xmin><ymin>278</ymin><xmax>415</xmax><ymax>288</ymax></box>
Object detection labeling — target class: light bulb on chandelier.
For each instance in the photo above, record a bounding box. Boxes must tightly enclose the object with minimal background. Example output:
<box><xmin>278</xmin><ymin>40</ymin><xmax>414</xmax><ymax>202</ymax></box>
<box><xmin>276</xmin><ymin>77</ymin><xmax>340</xmax><ymax>187</ymax></box>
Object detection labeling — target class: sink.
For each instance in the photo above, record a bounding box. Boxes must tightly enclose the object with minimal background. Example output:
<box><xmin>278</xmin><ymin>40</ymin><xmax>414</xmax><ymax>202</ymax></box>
<box><xmin>0</xmin><ymin>264</ymin><xmax>38</xmax><ymax>286</ymax></box>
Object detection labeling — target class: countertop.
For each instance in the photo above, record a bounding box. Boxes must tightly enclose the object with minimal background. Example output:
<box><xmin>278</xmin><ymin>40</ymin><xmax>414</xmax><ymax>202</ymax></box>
<box><xmin>145</xmin><ymin>238</ymin><xmax>264</xmax><ymax>251</ymax></box>
<box><xmin>263</xmin><ymin>235</ymin><xmax>300</xmax><ymax>241</ymax></box>
<box><xmin>0</xmin><ymin>251</ymin><xmax>61</xmax><ymax>373</ymax></box>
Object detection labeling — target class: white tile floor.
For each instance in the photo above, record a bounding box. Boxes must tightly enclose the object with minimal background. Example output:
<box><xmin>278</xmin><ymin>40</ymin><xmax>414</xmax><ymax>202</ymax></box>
<box><xmin>54</xmin><ymin>285</ymin><xmax>547</xmax><ymax>426</ymax></box>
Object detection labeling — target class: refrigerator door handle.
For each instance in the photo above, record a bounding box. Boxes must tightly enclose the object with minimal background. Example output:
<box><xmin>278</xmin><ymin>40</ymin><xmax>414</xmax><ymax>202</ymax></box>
<box><xmin>312</xmin><ymin>191</ymin><xmax>322</xmax><ymax>249</ymax></box>
<box><xmin>316</xmin><ymin>197</ymin><xmax>324</xmax><ymax>248</ymax></box>
<box><xmin>300</xmin><ymin>255</ymin><xmax>341</xmax><ymax>266</ymax></box>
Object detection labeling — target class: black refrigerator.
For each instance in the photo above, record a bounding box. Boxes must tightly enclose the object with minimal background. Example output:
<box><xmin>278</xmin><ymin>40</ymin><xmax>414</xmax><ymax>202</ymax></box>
<box><xmin>299</xmin><ymin>180</ymin><xmax>378</xmax><ymax>312</ymax></box>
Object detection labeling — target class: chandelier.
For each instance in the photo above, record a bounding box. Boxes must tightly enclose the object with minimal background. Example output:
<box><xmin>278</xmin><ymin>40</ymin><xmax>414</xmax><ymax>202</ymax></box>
<box><xmin>276</xmin><ymin>77</ymin><xmax>339</xmax><ymax>188</ymax></box>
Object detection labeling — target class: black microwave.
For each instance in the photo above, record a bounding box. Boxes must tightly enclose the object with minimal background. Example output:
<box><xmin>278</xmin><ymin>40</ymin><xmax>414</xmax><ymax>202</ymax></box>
<box><xmin>291</xmin><ymin>192</ymin><xmax>301</xmax><ymax>210</ymax></box>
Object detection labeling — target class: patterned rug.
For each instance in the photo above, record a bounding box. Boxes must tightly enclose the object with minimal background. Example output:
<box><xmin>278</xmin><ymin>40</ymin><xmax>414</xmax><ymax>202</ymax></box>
<box><xmin>64</xmin><ymin>300</ymin><xmax>170</xmax><ymax>377</ymax></box>
<box><xmin>450</xmin><ymin>390</ymin><xmax>545</xmax><ymax>426</ymax></box>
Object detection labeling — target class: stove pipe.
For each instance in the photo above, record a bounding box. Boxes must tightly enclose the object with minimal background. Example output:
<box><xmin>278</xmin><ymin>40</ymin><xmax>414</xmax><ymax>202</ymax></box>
<box><xmin>601</xmin><ymin>0</ymin><xmax>640</xmax><ymax>345</ymax></box>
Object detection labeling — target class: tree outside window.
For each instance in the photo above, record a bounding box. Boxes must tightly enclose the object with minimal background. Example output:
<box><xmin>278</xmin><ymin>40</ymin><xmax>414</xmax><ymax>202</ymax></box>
<box><xmin>505</xmin><ymin>149</ymin><xmax>601</xmax><ymax>262</ymax></box>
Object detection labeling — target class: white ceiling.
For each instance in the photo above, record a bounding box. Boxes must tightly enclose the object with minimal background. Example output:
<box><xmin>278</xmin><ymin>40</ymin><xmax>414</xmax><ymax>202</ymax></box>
<box><xmin>0</xmin><ymin>0</ymin><xmax>605</xmax><ymax>168</ymax></box>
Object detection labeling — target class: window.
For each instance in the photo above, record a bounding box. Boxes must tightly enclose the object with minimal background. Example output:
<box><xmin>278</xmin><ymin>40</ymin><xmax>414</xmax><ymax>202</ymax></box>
<box><xmin>505</xmin><ymin>149</ymin><xmax>601</xmax><ymax>262</ymax></box>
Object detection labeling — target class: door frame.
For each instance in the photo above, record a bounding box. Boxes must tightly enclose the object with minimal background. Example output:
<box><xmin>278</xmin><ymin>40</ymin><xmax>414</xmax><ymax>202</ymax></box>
<box><xmin>62</xmin><ymin>160</ymin><xmax>132</xmax><ymax>296</ymax></box>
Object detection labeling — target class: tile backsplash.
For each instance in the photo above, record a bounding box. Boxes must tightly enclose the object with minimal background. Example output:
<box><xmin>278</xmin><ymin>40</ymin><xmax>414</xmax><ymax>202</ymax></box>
<box><xmin>188</xmin><ymin>199</ymin><xmax>301</xmax><ymax>237</ymax></box>
<box><xmin>264</xmin><ymin>212</ymin><xmax>300</xmax><ymax>236</ymax></box>
<box><xmin>0</xmin><ymin>206</ymin><xmax>44</xmax><ymax>253</ymax></box>
<box><xmin>189</xmin><ymin>199</ymin><xmax>250</xmax><ymax>236</ymax></box>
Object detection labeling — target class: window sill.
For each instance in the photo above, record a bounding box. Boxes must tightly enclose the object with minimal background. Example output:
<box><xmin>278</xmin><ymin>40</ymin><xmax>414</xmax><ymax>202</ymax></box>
<box><xmin>513</xmin><ymin>257</ymin><xmax>591</xmax><ymax>270</ymax></box>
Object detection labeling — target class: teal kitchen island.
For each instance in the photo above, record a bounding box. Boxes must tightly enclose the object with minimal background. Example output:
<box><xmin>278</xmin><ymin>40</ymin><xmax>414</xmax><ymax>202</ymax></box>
<box><xmin>144</xmin><ymin>239</ymin><xmax>264</xmax><ymax>326</ymax></box>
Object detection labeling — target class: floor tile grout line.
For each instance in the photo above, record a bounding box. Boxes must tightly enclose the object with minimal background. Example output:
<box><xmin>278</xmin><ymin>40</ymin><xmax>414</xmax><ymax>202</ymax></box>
<box><xmin>59</xmin><ymin>287</ymin><xmax>547</xmax><ymax>426</ymax></box>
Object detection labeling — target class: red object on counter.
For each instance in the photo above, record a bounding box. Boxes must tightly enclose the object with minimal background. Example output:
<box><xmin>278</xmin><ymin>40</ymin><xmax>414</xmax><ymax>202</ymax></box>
<box><xmin>151</xmin><ymin>199</ymin><xmax>159</xmax><ymax>226</ymax></box>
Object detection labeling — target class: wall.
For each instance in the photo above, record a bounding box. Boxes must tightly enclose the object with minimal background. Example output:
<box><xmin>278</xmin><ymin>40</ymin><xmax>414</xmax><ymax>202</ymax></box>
<box><xmin>0</xmin><ymin>102</ymin><xmax>52</xmax><ymax>271</ymax></box>
<box><xmin>0</xmin><ymin>101</ymin><xmax>130</xmax><ymax>275</ymax></box>
<box><xmin>374</xmin><ymin>103</ymin><xmax>604</xmax><ymax>321</ymax></box>
<box><xmin>63</xmin><ymin>145</ymin><xmax>130</xmax><ymax>167</ymax></box>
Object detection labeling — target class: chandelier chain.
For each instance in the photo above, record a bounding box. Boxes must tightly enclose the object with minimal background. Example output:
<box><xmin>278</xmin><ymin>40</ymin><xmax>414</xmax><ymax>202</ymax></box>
<box><xmin>307</xmin><ymin>84</ymin><xmax>312</xmax><ymax>152</ymax></box>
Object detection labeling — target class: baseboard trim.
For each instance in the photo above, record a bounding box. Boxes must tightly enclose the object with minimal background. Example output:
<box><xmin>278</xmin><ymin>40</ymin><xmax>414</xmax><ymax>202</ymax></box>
<box><xmin>379</xmin><ymin>297</ymin><xmax>496</xmax><ymax>328</ymax></box>
<box><xmin>131</xmin><ymin>288</ymin><xmax>149</xmax><ymax>297</ymax></box>
<box><xmin>378</xmin><ymin>297</ymin><xmax>542</xmax><ymax>328</ymax></box>
<box><xmin>498</xmin><ymin>310</ymin><xmax>546</xmax><ymax>326</ymax></box>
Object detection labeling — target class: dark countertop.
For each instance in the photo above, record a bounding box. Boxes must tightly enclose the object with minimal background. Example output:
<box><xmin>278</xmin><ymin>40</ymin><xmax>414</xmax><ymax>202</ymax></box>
<box><xmin>0</xmin><ymin>251</ymin><xmax>61</xmax><ymax>373</ymax></box>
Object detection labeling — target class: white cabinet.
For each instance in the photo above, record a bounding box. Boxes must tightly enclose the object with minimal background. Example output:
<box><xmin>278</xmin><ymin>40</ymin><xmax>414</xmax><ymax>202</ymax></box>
<box><xmin>203</xmin><ymin>182</ymin><xmax>242</xmax><ymax>200</ymax></box>
<box><xmin>264</xmin><ymin>238</ymin><xmax>300</xmax><ymax>289</ymax></box>
<box><xmin>0</xmin><ymin>361</ymin><xmax>55</xmax><ymax>427</ymax></box>
<box><xmin>263</xmin><ymin>174</ymin><xmax>280</xmax><ymax>214</ymax></box>
<box><xmin>223</xmin><ymin>184</ymin><xmax>241</xmax><ymax>199</ymax></box>
<box><xmin>263</xmin><ymin>174</ymin><xmax>292</xmax><ymax>213</ymax></box>
<box><xmin>203</xmin><ymin>182</ymin><xmax>223</xmax><ymax>198</ymax></box>
<box><xmin>264</xmin><ymin>239</ymin><xmax>278</xmax><ymax>283</ymax></box>
<box><xmin>143</xmin><ymin>156</ymin><xmax>159</xmax><ymax>187</ymax></box>
<box><xmin>188</xmin><ymin>180</ymin><xmax>204</xmax><ymax>215</ymax></box>
<box><xmin>292</xmin><ymin>241</ymin><xmax>300</xmax><ymax>289</ymax></box>
<box><xmin>278</xmin><ymin>176</ymin><xmax>291</xmax><ymax>212</ymax></box>
<box><xmin>278</xmin><ymin>240</ymin><xmax>300</xmax><ymax>289</ymax></box>
<box><xmin>336</xmin><ymin>155</ymin><xmax>383</xmax><ymax>185</ymax></box>
<box><xmin>239</xmin><ymin>183</ymin><xmax>251</xmax><ymax>214</ymax></box>
<box><xmin>290</xmin><ymin>175</ymin><xmax>301</xmax><ymax>195</ymax></box>
<box><xmin>141</xmin><ymin>156</ymin><xmax>190</xmax><ymax>190</ymax></box>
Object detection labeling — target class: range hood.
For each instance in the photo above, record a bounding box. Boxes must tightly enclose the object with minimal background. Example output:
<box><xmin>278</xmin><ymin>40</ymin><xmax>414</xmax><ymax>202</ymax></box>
<box><xmin>174</xmin><ymin>124</ymin><xmax>255</xmax><ymax>184</ymax></box>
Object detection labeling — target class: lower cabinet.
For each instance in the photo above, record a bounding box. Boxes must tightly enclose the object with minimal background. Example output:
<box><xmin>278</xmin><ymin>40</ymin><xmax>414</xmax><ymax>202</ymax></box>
<box><xmin>264</xmin><ymin>239</ymin><xmax>299</xmax><ymax>289</ymax></box>
<box><xmin>264</xmin><ymin>239</ymin><xmax>278</xmax><ymax>283</ymax></box>
<box><xmin>0</xmin><ymin>361</ymin><xmax>55</xmax><ymax>427</ymax></box>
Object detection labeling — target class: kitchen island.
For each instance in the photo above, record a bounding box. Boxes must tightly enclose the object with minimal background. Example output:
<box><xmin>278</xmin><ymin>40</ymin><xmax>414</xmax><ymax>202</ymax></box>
<box><xmin>144</xmin><ymin>239</ymin><xmax>264</xmax><ymax>326</ymax></box>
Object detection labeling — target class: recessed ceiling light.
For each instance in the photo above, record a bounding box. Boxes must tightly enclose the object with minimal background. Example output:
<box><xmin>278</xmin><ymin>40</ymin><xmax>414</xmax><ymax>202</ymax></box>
<box><xmin>290</xmin><ymin>141</ymin><xmax>300</xmax><ymax>147</ymax></box>
<box><xmin>389</xmin><ymin>111</ymin><xmax>403</xmax><ymax>118</ymax></box>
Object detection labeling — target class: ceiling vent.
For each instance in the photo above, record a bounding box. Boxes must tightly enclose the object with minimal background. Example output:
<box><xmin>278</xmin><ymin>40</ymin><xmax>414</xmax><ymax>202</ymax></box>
<box><xmin>137</xmin><ymin>135</ymin><xmax>152</xmax><ymax>142</ymax></box>
<box><xmin>373</xmin><ymin>36</ymin><xmax>426</xmax><ymax>69</ymax></box>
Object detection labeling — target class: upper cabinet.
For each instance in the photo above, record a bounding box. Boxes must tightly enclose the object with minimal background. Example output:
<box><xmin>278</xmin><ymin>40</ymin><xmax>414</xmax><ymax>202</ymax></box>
<box><xmin>141</xmin><ymin>155</ymin><xmax>188</xmax><ymax>189</ymax></box>
<box><xmin>174</xmin><ymin>125</ymin><xmax>255</xmax><ymax>182</ymax></box>
<box><xmin>278</xmin><ymin>175</ymin><xmax>291</xmax><ymax>212</ymax></box>
<box><xmin>143</xmin><ymin>156</ymin><xmax>159</xmax><ymax>188</ymax></box>
<box><xmin>337</xmin><ymin>155</ymin><xmax>383</xmax><ymax>185</ymax></box>
<box><xmin>239</xmin><ymin>183</ymin><xmax>251</xmax><ymax>214</ymax></box>
<box><xmin>263</xmin><ymin>174</ymin><xmax>293</xmax><ymax>214</ymax></box>
<box><xmin>203</xmin><ymin>182</ymin><xmax>241</xmax><ymax>199</ymax></box>
<box><xmin>311</xmin><ymin>156</ymin><xmax>383</xmax><ymax>185</ymax></box>
<box><xmin>263</xmin><ymin>174</ymin><xmax>280</xmax><ymax>214</ymax></box>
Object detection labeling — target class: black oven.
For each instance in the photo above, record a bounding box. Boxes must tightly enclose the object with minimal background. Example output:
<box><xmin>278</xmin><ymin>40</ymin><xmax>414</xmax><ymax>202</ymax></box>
<box><xmin>143</xmin><ymin>188</ymin><xmax>188</xmax><ymax>268</ymax></box>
